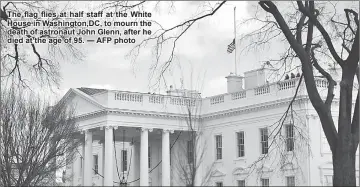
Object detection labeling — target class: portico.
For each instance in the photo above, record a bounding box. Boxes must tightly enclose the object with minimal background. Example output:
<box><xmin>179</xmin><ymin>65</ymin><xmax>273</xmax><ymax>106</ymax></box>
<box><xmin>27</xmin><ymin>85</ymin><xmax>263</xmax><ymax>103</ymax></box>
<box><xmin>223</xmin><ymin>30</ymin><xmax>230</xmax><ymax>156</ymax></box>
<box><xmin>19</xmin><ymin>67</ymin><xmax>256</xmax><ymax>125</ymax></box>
<box><xmin>76</xmin><ymin>125</ymin><xmax>178</xmax><ymax>186</ymax></box>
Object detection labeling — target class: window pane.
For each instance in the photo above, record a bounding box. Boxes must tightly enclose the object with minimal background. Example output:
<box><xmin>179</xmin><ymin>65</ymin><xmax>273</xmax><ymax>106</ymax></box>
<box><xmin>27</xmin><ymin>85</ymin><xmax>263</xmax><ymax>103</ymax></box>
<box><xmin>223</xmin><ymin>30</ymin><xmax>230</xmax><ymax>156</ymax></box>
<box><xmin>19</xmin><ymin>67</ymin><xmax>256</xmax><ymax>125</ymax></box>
<box><xmin>238</xmin><ymin>180</ymin><xmax>245</xmax><ymax>187</ymax></box>
<box><xmin>215</xmin><ymin>182</ymin><xmax>223</xmax><ymax>187</ymax></box>
<box><xmin>93</xmin><ymin>155</ymin><xmax>98</xmax><ymax>174</ymax></box>
<box><xmin>122</xmin><ymin>150</ymin><xmax>127</xmax><ymax>171</ymax></box>
<box><xmin>286</xmin><ymin>125</ymin><xmax>294</xmax><ymax>151</ymax></box>
<box><xmin>215</xmin><ymin>135</ymin><xmax>222</xmax><ymax>160</ymax></box>
<box><xmin>286</xmin><ymin>176</ymin><xmax>295</xmax><ymax>186</ymax></box>
<box><xmin>237</xmin><ymin>132</ymin><xmax>245</xmax><ymax>157</ymax></box>
<box><xmin>261</xmin><ymin>178</ymin><xmax>269</xmax><ymax>187</ymax></box>
<box><xmin>260</xmin><ymin>128</ymin><xmax>269</xmax><ymax>154</ymax></box>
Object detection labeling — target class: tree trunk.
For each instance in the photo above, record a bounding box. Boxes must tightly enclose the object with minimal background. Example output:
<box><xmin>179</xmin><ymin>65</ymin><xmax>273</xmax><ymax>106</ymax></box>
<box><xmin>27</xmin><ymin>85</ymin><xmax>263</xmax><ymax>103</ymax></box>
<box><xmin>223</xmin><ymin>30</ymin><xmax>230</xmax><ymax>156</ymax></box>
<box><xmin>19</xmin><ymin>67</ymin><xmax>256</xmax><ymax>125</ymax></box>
<box><xmin>333</xmin><ymin>143</ymin><xmax>356</xmax><ymax>186</ymax></box>
<box><xmin>333</xmin><ymin>70</ymin><xmax>357</xmax><ymax>186</ymax></box>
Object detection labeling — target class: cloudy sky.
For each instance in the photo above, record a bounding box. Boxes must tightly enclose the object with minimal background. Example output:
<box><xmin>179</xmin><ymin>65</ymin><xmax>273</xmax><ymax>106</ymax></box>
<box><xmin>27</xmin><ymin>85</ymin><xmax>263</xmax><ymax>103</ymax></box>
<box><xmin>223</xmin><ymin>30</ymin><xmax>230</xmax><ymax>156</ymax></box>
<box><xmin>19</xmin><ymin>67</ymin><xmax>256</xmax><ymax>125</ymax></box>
<box><xmin>5</xmin><ymin>1</ymin><xmax>355</xmax><ymax>102</ymax></box>
<box><xmin>52</xmin><ymin>1</ymin><xmax>267</xmax><ymax>100</ymax></box>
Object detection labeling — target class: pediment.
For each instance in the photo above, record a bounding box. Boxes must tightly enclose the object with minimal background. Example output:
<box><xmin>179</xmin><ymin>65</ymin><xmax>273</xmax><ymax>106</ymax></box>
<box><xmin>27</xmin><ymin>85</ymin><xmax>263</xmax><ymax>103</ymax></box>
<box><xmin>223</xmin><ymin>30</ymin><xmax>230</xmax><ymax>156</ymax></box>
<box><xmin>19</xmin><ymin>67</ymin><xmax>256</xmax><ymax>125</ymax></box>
<box><xmin>211</xmin><ymin>169</ymin><xmax>226</xmax><ymax>177</ymax></box>
<box><xmin>281</xmin><ymin>163</ymin><xmax>298</xmax><ymax>171</ymax></box>
<box><xmin>60</xmin><ymin>88</ymin><xmax>104</xmax><ymax>116</ymax></box>
<box><xmin>258</xmin><ymin>166</ymin><xmax>273</xmax><ymax>173</ymax></box>
<box><xmin>233</xmin><ymin>167</ymin><xmax>249</xmax><ymax>175</ymax></box>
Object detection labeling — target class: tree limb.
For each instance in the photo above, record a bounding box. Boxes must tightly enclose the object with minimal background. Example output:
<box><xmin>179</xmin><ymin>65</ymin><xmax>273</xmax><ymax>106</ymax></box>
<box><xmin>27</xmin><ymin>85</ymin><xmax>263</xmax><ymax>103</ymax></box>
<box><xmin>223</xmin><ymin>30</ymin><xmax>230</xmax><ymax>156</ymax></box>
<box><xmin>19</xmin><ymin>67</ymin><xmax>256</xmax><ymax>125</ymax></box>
<box><xmin>297</xmin><ymin>1</ymin><xmax>344</xmax><ymax>66</ymax></box>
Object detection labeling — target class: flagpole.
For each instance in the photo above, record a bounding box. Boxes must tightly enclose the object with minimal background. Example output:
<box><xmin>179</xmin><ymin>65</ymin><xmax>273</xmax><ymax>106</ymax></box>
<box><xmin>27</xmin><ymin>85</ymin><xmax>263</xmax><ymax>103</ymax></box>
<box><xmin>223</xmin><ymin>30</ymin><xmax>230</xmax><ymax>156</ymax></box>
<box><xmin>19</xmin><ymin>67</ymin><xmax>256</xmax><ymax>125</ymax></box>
<box><xmin>234</xmin><ymin>6</ymin><xmax>237</xmax><ymax>75</ymax></box>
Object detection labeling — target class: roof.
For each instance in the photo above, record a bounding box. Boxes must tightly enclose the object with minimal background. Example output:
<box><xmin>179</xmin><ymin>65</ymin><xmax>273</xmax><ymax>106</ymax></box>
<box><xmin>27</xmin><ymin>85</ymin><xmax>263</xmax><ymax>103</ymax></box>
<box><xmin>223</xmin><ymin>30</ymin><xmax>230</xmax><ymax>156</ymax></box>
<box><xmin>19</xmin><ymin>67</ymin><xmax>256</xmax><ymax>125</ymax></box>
<box><xmin>77</xmin><ymin>87</ymin><xmax>107</xmax><ymax>95</ymax></box>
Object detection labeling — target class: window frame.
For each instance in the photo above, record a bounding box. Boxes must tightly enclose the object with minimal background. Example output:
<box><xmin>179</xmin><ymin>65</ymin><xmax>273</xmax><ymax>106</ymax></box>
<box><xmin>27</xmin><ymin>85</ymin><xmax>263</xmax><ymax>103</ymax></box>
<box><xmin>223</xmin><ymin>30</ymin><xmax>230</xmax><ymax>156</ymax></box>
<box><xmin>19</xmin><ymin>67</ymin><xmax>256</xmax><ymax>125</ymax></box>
<box><xmin>285</xmin><ymin>124</ymin><xmax>294</xmax><ymax>152</ymax></box>
<box><xmin>215</xmin><ymin>135</ymin><xmax>223</xmax><ymax>160</ymax></box>
<box><xmin>237</xmin><ymin>179</ymin><xmax>246</xmax><ymax>187</ymax></box>
<box><xmin>260</xmin><ymin>178</ymin><xmax>269</xmax><ymax>187</ymax></box>
<box><xmin>93</xmin><ymin>154</ymin><xmax>98</xmax><ymax>174</ymax></box>
<box><xmin>260</xmin><ymin>127</ymin><xmax>269</xmax><ymax>154</ymax></box>
<box><xmin>121</xmin><ymin>149</ymin><xmax>128</xmax><ymax>172</ymax></box>
<box><xmin>286</xmin><ymin>176</ymin><xmax>295</xmax><ymax>187</ymax></box>
<box><xmin>236</xmin><ymin>131</ymin><xmax>245</xmax><ymax>157</ymax></box>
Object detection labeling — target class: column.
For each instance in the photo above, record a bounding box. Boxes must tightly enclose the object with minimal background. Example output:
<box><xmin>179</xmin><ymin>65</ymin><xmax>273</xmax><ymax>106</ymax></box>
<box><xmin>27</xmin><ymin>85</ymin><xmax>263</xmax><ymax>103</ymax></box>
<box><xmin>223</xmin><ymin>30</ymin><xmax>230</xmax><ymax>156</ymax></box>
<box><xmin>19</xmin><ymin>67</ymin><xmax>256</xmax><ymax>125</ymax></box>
<box><xmin>99</xmin><ymin>137</ymin><xmax>105</xmax><ymax>186</ymax></box>
<box><xmin>104</xmin><ymin>126</ymin><xmax>114</xmax><ymax>186</ymax></box>
<box><xmin>132</xmin><ymin>141</ymin><xmax>140</xmax><ymax>186</ymax></box>
<box><xmin>83</xmin><ymin>130</ymin><xmax>93</xmax><ymax>186</ymax></box>
<box><xmin>194</xmin><ymin>131</ymin><xmax>203</xmax><ymax>186</ymax></box>
<box><xmin>162</xmin><ymin>129</ymin><xmax>172</xmax><ymax>186</ymax></box>
<box><xmin>81</xmin><ymin>141</ymin><xmax>85</xmax><ymax>185</ymax></box>
<box><xmin>140</xmin><ymin>128</ymin><xmax>152</xmax><ymax>186</ymax></box>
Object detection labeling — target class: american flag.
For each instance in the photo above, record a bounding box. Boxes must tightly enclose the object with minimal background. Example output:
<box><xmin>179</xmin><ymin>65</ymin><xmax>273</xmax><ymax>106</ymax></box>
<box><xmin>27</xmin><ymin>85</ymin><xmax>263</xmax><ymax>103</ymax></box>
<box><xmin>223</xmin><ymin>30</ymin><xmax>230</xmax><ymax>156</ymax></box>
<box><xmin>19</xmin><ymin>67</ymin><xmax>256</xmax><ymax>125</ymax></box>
<box><xmin>227</xmin><ymin>39</ymin><xmax>235</xmax><ymax>53</ymax></box>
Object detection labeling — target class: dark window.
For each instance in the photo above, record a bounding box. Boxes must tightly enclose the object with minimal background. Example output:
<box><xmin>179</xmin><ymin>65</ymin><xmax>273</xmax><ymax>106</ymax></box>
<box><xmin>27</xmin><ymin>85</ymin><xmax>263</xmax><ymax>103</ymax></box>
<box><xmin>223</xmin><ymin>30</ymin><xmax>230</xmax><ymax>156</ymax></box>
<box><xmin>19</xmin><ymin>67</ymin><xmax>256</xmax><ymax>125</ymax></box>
<box><xmin>286</xmin><ymin>124</ymin><xmax>294</xmax><ymax>151</ymax></box>
<box><xmin>93</xmin><ymin>155</ymin><xmax>98</xmax><ymax>174</ymax></box>
<box><xmin>122</xmin><ymin>150</ymin><xmax>127</xmax><ymax>172</ymax></box>
<box><xmin>261</xmin><ymin>178</ymin><xmax>269</xmax><ymax>187</ymax></box>
<box><xmin>237</xmin><ymin>180</ymin><xmax>245</xmax><ymax>187</ymax></box>
<box><xmin>286</xmin><ymin>176</ymin><xmax>295</xmax><ymax>186</ymax></box>
<box><xmin>187</xmin><ymin>140</ymin><xmax>194</xmax><ymax>164</ymax></box>
<box><xmin>260</xmin><ymin>128</ymin><xmax>269</xmax><ymax>154</ymax></box>
<box><xmin>215</xmin><ymin>135</ymin><xmax>222</xmax><ymax>160</ymax></box>
<box><xmin>237</xmin><ymin>131</ymin><xmax>245</xmax><ymax>157</ymax></box>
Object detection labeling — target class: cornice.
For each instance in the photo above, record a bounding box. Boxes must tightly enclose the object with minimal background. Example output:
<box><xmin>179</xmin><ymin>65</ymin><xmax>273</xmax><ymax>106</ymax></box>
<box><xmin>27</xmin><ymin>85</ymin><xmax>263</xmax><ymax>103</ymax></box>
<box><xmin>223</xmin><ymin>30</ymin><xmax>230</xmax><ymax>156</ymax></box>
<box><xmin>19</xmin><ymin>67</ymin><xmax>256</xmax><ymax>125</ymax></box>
<box><xmin>74</xmin><ymin>96</ymin><xmax>312</xmax><ymax>122</ymax></box>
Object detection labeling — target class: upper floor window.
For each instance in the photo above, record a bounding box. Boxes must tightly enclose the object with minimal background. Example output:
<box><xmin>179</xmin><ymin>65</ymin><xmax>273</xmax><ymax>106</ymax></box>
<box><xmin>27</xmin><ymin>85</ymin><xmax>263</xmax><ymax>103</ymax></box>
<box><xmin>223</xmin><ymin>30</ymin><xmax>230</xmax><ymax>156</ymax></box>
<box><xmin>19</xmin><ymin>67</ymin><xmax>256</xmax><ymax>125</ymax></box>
<box><xmin>261</xmin><ymin>178</ymin><xmax>269</xmax><ymax>187</ymax></box>
<box><xmin>237</xmin><ymin>180</ymin><xmax>245</xmax><ymax>187</ymax></box>
<box><xmin>215</xmin><ymin>182</ymin><xmax>223</xmax><ymax>187</ymax></box>
<box><xmin>285</xmin><ymin>124</ymin><xmax>294</xmax><ymax>151</ymax></box>
<box><xmin>260</xmin><ymin>128</ymin><xmax>269</xmax><ymax>154</ymax></box>
<box><xmin>122</xmin><ymin>150</ymin><xmax>127</xmax><ymax>172</ymax></box>
<box><xmin>215</xmin><ymin>135</ymin><xmax>222</xmax><ymax>160</ymax></box>
<box><xmin>286</xmin><ymin>176</ymin><xmax>295</xmax><ymax>186</ymax></box>
<box><xmin>237</xmin><ymin>131</ymin><xmax>245</xmax><ymax>157</ymax></box>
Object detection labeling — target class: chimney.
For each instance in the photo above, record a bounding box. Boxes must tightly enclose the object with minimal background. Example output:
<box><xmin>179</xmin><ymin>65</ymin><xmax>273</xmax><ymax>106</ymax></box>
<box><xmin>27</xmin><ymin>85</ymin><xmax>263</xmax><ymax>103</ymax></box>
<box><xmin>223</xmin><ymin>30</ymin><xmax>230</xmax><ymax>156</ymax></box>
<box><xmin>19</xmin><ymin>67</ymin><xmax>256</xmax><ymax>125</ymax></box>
<box><xmin>244</xmin><ymin>68</ymin><xmax>276</xmax><ymax>89</ymax></box>
<box><xmin>225</xmin><ymin>73</ymin><xmax>244</xmax><ymax>93</ymax></box>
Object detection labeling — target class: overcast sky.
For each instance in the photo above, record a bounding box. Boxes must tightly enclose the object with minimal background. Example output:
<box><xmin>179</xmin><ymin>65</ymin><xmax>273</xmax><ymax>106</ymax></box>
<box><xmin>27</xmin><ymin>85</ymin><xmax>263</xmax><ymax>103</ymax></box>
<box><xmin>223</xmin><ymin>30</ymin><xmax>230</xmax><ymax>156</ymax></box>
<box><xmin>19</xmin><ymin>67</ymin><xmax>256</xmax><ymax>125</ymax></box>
<box><xmin>5</xmin><ymin>1</ymin><xmax>356</xmax><ymax>102</ymax></box>
<box><xmin>37</xmin><ymin>1</ymin><xmax>269</xmax><ymax>101</ymax></box>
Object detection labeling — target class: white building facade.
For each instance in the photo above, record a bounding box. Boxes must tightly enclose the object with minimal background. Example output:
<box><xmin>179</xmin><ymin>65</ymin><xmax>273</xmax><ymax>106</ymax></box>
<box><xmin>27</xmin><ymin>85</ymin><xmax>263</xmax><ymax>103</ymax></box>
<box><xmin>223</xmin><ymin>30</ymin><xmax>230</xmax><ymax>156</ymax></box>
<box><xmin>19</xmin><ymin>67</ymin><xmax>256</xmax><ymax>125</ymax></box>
<box><xmin>61</xmin><ymin>68</ymin><xmax>358</xmax><ymax>186</ymax></box>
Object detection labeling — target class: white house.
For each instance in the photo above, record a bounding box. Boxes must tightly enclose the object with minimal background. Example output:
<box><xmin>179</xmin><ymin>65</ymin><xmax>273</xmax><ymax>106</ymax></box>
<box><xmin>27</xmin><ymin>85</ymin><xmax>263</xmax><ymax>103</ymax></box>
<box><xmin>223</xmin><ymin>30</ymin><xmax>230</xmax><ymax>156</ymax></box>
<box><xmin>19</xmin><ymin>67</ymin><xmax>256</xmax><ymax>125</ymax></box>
<box><xmin>60</xmin><ymin>68</ymin><xmax>358</xmax><ymax>186</ymax></box>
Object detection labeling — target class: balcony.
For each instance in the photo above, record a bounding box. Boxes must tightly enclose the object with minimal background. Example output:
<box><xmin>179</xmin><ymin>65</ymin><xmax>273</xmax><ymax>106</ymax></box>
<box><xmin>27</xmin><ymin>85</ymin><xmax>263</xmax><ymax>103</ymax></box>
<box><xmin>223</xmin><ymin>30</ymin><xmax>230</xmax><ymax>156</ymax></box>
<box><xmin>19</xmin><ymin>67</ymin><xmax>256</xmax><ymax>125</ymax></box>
<box><xmin>102</xmin><ymin>77</ymin><xmax>335</xmax><ymax>116</ymax></box>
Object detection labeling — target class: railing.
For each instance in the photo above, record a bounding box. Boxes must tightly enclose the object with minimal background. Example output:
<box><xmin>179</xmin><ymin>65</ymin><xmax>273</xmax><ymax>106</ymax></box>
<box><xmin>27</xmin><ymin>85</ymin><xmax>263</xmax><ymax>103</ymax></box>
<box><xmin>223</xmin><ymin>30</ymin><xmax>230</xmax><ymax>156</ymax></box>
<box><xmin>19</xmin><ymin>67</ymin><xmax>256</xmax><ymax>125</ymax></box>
<box><xmin>231</xmin><ymin>91</ymin><xmax>246</xmax><ymax>100</ymax></box>
<box><xmin>278</xmin><ymin>79</ymin><xmax>297</xmax><ymax>90</ymax></box>
<box><xmin>170</xmin><ymin>98</ymin><xmax>196</xmax><ymax>106</ymax></box>
<box><xmin>112</xmin><ymin>77</ymin><xmax>330</xmax><ymax>109</ymax></box>
<box><xmin>114</xmin><ymin>92</ymin><xmax>143</xmax><ymax>102</ymax></box>
<box><xmin>254</xmin><ymin>85</ymin><xmax>270</xmax><ymax>95</ymax></box>
<box><xmin>210</xmin><ymin>95</ymin><xmax>224</xmax><ymax>105</ymax></box>
<box><xmin>149</xmin><ymin>95</ymin><xmax>164</xmax><ymax>104</ymax></box>
<box><xmin>315</xmin><ymin>79</ymin><xmax>328</xmax><ymax>88</ymax></box>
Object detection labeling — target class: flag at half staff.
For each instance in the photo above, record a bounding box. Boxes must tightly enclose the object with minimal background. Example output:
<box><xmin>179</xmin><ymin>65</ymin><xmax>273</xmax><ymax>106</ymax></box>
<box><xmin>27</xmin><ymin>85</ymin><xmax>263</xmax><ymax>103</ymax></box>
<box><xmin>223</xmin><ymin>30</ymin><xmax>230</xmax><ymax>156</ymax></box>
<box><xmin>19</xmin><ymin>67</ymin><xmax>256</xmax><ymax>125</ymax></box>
<box><xmin>227</xmin><ymin>39</ymin><xmax>235</xmax><ymax>53</ymax></box>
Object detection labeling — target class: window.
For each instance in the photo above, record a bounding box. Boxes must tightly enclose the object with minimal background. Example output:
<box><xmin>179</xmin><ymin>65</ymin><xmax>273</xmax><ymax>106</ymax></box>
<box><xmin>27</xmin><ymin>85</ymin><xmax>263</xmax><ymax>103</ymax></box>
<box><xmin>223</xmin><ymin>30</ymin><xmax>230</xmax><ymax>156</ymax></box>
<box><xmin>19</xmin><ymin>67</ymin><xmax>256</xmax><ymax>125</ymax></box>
<box><xmin>261</xmin><ymin>178</ymin><xmax>269</xmax><ymax>187</ymax></box>
<box><xmin>122</xmin><ymin>150</ymin><xmax>127</xmax><ymax>172</ymax></box>
<box><xmin>148</xmin><ymin>146</ymin><xmax>151</xmax><ymax>169</ymax></box>
<box><xmin>260</xmin><ymin>128</ymin><xmax>269</xmax><ymax>154</ymax></box>
<box><xmin>215</xmin><ymin>182</ymin><xmax>223</xmax><ymax>187</ymax></box>
<box><xmin>324</xmin><ymin>175</ymin><xmax>333</xmax><ymax>186</ymax></box>
<box><xmin>237</xmin><ymin>180</ymin><xmax>245</xmax><ymax>187</ymax></box>
<box><xmin>237</xmin><ymin>131</ymin><xmax>245</xmax><ymax>157</ymax></box>
<box><xmin>285</xmin><ymin>124</ymin><xmax>294</xmax><ymax>151</ymax></box>
<box><xmin>93</xmin><ymin>155</ymin><xmax>98</xmax><ymax>174</ymax></box>
<box><xmin>286</xmin><ymin>176</ymin><xmax>295</xmax><ymax>186</ymax></box>
<box><xmin>187</xmin><ymin>140</ymin><xmax>194</xmax><ymax>164</ymax></box>
<box><xmin>215</xmin><ymin>135</ymin><xmax>222</xmax><ymax>160</ymax></box>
